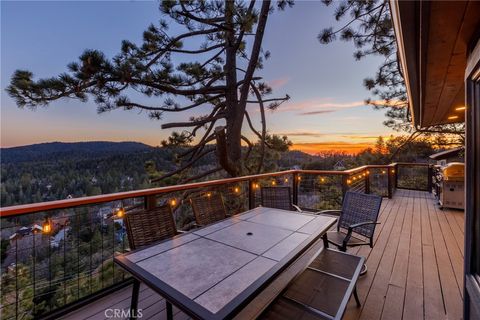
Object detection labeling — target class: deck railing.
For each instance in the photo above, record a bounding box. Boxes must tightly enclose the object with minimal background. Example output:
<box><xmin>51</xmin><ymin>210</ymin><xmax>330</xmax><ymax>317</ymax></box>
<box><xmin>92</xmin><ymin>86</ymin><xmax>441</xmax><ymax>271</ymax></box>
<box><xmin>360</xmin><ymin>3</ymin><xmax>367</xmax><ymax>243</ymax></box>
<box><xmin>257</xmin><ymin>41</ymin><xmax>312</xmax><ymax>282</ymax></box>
<box><xmin>0</xmin><ymin>162</ymin><xmax>432</xmax><ymax>319</ymax></box>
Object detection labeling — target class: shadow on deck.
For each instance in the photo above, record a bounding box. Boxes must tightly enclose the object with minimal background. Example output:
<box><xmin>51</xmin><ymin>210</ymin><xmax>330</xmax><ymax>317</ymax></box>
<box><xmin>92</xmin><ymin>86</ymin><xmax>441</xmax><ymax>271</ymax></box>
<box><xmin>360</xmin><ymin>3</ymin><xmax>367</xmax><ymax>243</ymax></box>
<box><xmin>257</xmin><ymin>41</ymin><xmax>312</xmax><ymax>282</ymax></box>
<box><xmin>62</xmin><ymin>190</ymin><xmax>464</xmax><ymax>320</ymax></box>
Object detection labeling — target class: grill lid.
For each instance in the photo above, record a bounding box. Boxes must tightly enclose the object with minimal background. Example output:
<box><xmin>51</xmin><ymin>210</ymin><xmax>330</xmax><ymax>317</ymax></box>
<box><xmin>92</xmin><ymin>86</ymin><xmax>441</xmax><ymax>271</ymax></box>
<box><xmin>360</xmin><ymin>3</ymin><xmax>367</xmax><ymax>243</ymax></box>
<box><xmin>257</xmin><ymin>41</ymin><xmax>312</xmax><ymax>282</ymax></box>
<box><xmin>442</xmin><ymin>162</ymin><xmax>464</xmax><ymax>180</ymax></box>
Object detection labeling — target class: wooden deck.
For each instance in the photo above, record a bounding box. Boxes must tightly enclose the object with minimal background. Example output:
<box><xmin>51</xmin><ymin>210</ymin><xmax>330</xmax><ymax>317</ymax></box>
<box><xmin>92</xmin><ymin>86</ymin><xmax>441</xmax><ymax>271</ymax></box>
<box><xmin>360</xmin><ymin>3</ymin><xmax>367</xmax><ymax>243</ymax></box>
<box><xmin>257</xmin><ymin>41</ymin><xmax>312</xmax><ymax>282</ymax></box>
<box><xmin>344</xmin><ymin>189</ymin><xmax>464</xmax><ymax>320</ymax></box>
<box><xmin>61</xmin><ymin>190</ymin><xmax>464</xmax><ymax>320</ymax></box>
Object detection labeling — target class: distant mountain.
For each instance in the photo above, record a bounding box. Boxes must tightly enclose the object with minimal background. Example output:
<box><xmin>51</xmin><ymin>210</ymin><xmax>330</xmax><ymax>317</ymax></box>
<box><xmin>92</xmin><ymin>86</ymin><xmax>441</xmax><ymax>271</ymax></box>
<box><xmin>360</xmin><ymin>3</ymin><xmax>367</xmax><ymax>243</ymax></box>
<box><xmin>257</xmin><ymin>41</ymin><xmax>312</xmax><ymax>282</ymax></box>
<box><xmin>1</xmin><ymin>141</ymin><xmax>153</xmax><ymax>163</ymax></box>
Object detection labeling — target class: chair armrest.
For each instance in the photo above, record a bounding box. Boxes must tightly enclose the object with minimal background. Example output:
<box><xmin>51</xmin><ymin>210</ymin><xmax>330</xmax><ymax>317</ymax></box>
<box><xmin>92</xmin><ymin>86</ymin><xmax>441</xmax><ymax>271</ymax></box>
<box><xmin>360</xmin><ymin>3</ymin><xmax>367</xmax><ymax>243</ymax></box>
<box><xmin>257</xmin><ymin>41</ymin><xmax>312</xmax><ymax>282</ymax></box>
<box><xmin>291</xmin><ymin>204</ymin><xmax>303</xmax><ymax>213</ymax></box>
<box><xmin>341</xmin><ymin>221</ymin><xmax>380</xmax><ymax>249</ymax></box>
<box><xmin>347</xmin><ymin>221</ymin><xmax>380</xmax><ymax>232</ymax></box>
<box><xmin>317</xmin><ymin>210</ymin><xmax>342</xmax><ymax>216</ymax></box>
<box><xmin>177</xmin><ymin>230</ymin><xmax>188</xmax><ymax>234</ymax></box>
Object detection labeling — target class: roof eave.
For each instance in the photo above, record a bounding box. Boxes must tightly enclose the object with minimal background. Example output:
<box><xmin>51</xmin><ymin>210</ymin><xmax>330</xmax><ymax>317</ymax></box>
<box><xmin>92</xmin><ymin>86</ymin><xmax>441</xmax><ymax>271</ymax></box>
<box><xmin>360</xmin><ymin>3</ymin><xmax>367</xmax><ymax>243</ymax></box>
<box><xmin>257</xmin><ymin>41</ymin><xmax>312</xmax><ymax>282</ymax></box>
<box><xmin>389</xmin><ymin>0</ymin><xmax>421</xmax><ymax>128</ymax></box>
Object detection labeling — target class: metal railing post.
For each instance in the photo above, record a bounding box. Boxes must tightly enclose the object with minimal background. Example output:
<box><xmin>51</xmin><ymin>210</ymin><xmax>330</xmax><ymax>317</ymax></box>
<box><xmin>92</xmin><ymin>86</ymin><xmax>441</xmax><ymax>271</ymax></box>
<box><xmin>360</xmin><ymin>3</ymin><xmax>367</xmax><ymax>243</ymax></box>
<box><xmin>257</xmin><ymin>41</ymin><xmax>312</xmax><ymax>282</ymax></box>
<box><xmin>387</xmin><ymin>167</ymin><xmax>393</xmax><ymax>199</ymax></box>
<box><xmin>427</xmin><ymin>165</ymin><xmax>433</xmax><ymax>192</ymax></box>
<box><xmin>292</xmin><ymin>172</ymin><xmax>299</xmax><ymax>206</ymax></box>
<box><xmin>248</xmin><ymin>179</ymin><xmax>255</xmax><ymax>210</ymax></box>
<box><xmin>365</xmin><ymin>170</ymin><xmax>370</xmax><ymax>194</ymax></box>
<box><xmin>342</xmin><ymin>175</ymin><xmax>349</xmax><ymax>199</ymax></box>
<box><xmin>145</xmin><ymin>195</ymin><xmax>157</xmax><ymax>210</ymax></box>
<box><xmin>394</xmin><ymin>164</ymin><xmax>399</xmax><ymax>189</ymax></box>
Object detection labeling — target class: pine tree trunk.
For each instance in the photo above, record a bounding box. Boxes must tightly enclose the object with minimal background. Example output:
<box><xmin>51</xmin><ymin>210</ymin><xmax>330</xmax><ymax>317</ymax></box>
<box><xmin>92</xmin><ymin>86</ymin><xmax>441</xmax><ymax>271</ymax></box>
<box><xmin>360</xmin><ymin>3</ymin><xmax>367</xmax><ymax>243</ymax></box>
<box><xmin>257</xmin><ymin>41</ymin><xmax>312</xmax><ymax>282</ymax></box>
<box><xmin>223</xmin><ymin>0</ymin><xmax>242</xmax><ymax>176</ymax></box>
<box><xmin>219</xmin><ymin>0</ymin><xmax>271</xmax><ymax>177</ymax></box>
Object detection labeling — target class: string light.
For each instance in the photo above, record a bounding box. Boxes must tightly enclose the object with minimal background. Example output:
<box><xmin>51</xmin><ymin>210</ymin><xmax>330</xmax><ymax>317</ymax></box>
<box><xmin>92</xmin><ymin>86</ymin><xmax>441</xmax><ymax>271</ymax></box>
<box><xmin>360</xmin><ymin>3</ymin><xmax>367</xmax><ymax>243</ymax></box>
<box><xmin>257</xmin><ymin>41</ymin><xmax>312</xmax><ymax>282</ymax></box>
<box><xmin>170</xmin><ymin>198</ymin><xmax>177</xmax><ymax>207</ymax></box>
<box><xmin>297</xmin><ymin>176</ymin><xmax>302</xmax><ymax>181</ymax></box>
<box><xmin>271</xmin><ymin>180</ymin><xmax>277</xmax><ymax>186</ymax></box>
<box><xmin>206</xmin><ymin>192</ymin><xmax>212</xmax><ymax>198</ymax></box>
<box><xmin>366</xmin><ymin>170</ymin><xmax>370</xmax><ymax>175</ymax></box>
<box><xmin>455</xmin><ymin>106</ymin><xmax>466</xmax><ymax>111</ymax></box>
<box><xmin>448</xmin><ymin>115</ymin><xmax>459</xmax><ymax>120</ymax></box>
<box><xmin>347</xmin><ymin>179</ymin><xmax>352</xmax><ymax>185</ymax></box>
<box><xmin>284</xmin><ymin>178</ymin><xmax>289</xmax><ymax>183</ymax></box>
<box><xmin>115</xmin><ymin>207</ymin><xmax>125</xmax><ymax>219</ymax></box>
<box><xmin>382</xmin><ymin>170</ymin><xmax>386</xmax><ymax>174</ymax></box>
<box><xmin>234</xmin><ymin>186</ymin><xmax>240</xmax><ymax>193</ymax></box>
<box><xmin>391</xmin><ymin>169</ymin><xmax>395</xmax><ymax>174</ymax></box>
<box><xmin>42</xmin><ymin>217</ymin><xmax>52</xmax><ymax>234</ymax></box>
<box><xmin>320</xmin><ymin>177</ymin><xmax>325</xmax><ymax>183</ymax></box>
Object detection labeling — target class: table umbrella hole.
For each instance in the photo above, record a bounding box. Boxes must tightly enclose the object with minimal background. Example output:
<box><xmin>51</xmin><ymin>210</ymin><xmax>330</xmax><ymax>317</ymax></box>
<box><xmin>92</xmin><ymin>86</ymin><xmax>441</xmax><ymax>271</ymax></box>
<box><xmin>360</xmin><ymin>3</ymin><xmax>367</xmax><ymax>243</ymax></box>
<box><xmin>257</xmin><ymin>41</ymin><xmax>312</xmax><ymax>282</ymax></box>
<box><xmin>246</xmin><ymin>232</ymin><xmax>253</xmax><ymax>236</ymax></box>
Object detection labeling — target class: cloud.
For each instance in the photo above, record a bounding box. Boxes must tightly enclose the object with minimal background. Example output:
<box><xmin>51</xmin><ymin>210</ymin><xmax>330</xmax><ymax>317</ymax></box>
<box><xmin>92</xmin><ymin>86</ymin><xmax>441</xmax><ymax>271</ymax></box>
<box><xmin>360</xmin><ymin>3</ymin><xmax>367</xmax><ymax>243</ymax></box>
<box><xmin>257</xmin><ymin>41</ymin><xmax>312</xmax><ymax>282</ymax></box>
<box><xmin>298</xmin><ymin>109</ymin><xmax>336</xmax><ymax>115</ymax></box>
<box><xmin>275</xmin><ymin>98</ymin><xmax>404</xmax><ymax>116</ymax></box>
<box><xmin>340</xmin><ymin>135</ymin><xmax>382</xmax><ymax>140</ymax></box>
<box><xmin>273</xmin><ymin>98</ymin><xmax>365</xmax><ymax>114</ymax></box>
<box><xmin>268</xmin><ymin>77</ymin><xmax>289</xmax><ymax>89</ymax></box>
<box><xmin>276</xmin><ymin>132</ymin><xmax>392</xmax><ymax>141</ymax></box>
<box><xmin>296</xmin><ymin>101</ymin><xmax>366</xmax><ymax>115</ymax></box>
<box><xmin>277</xmin><ymin>132</ymin><xmax>327</xmax><ymax>138</ymax></box>
<box><xmin>291</xmin><ymin>141</ymin><xmax>374</xmax><ymax>155</ymax></box>
<box><xmin>272</xmin><ymin>98</ymin><xmax>333</xmax><ymax>112</ymax></box>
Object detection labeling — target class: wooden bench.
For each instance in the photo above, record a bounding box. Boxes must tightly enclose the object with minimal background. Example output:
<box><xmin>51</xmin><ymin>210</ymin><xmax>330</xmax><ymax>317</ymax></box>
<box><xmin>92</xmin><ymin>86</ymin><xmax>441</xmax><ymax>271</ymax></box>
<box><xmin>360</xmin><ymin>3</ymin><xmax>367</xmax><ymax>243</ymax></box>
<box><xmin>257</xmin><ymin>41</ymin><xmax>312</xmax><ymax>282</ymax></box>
<box><xmin>259</xmin><ymin>248</ymin><xmax>365</xmax><ymax>320</ymax></box>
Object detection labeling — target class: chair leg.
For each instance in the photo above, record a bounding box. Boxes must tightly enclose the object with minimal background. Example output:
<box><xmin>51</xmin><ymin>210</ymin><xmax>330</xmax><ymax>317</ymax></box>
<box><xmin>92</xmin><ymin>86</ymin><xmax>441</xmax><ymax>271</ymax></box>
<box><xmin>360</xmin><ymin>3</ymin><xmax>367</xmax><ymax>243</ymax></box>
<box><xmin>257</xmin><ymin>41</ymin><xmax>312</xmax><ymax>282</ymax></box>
<box><xmin>353</xmin><ymin>286</ymin><xmax>361</xmax><ymax>307</ymax></box>
<box><xmin>130</xmin><ymin>279</ymin><xmax>141</xmax><ymax>320</ymax></box>
<box><xmin>322</xmin><ymin>234</ymin><xmax>329</xmax><ymax>248</ymax></box>
<box><xmin>166</xmin><ymin>301</ymin><xmax>173</xmax><ymax>320</ymax></box>
<box><xmin>360</xmin><ymin>263</ymin><xmax>368</xmax><ymax>276</ymax></box>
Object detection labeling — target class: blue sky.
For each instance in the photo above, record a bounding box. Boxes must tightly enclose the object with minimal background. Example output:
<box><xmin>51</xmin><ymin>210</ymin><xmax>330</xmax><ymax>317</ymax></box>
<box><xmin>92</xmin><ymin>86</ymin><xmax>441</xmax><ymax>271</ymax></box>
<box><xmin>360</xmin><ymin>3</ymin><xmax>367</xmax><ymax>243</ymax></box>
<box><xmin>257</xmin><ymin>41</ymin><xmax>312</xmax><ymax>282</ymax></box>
<box><xmin>1</xmin><ymin>1</ymin><xmax>396</xmax><ymax>153</ymax></box>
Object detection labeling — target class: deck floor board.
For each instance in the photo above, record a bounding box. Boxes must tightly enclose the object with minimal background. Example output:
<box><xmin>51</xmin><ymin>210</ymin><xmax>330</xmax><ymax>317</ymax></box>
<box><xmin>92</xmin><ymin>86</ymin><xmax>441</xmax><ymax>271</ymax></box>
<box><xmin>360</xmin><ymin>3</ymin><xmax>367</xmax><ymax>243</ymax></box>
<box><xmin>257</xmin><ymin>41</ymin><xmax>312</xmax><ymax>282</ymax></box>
<box><xmin>61</xmin><ymin>190</ymin><xmax>463</xmax><ymax>320</ymax></box>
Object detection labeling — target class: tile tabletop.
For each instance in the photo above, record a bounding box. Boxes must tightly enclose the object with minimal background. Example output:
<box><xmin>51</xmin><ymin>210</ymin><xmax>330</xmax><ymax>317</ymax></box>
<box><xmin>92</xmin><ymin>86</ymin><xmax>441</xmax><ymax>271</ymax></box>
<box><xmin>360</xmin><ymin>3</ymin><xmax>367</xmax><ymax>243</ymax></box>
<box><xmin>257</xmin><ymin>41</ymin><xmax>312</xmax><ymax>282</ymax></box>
<box><xmin>116</xmin><ymin>207</ymin><xmax>336</xmax><ymax>319</ymax></box>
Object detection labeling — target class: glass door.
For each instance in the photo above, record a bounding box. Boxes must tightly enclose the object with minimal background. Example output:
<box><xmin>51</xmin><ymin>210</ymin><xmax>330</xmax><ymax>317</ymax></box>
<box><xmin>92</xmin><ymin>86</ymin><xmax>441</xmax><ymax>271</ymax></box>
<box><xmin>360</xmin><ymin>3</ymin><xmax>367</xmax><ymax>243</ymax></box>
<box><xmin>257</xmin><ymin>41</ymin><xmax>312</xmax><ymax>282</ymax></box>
<box><xmin>465</xmin><ymin>46</ymin><xmax>480</xmax><ymax>319</ymax></box>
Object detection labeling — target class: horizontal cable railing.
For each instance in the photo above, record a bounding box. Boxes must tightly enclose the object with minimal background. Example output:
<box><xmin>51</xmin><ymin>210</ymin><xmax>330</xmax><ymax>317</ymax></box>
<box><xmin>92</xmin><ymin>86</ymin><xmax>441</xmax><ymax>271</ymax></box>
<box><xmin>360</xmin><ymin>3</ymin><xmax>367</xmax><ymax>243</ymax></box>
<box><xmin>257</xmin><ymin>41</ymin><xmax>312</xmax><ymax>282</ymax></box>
<box><xmin>0</xmin><ymin>163</ymin><xmax>432</xmax><ymax>319</ymax></box>
<box><xmin>394</xmin><ymin>162</ymin><xmax>432</xmax><ymax>191</ymax></box>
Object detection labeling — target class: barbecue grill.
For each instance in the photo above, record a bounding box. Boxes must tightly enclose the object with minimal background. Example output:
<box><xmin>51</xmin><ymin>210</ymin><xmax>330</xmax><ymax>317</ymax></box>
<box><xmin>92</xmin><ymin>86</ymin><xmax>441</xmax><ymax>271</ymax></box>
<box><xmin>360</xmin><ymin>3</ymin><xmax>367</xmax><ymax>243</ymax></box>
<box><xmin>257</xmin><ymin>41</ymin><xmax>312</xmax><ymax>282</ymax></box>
<box><xmin>438</xmin><ymin>162</ymin><xmax>464</xmax><ymax>210</ymax></box>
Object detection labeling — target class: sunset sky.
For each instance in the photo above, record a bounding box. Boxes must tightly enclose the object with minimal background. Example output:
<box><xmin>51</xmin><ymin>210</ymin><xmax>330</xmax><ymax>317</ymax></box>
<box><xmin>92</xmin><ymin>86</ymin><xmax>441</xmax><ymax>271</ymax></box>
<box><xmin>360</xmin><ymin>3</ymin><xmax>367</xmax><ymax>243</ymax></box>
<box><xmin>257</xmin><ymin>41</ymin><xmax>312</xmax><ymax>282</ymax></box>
<box><xmin>1</xmin><ymin>1</ymin><xmax>398</xmax><ymax>154</ymax></box>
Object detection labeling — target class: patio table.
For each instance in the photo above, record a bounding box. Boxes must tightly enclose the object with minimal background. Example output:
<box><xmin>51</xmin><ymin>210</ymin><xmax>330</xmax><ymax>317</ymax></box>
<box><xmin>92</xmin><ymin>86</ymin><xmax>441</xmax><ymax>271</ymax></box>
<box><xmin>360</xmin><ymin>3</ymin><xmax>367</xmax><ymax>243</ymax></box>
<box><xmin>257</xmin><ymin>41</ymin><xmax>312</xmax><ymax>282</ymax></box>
<box><xmin>114</xmin><ymin>206</ymin><xmax>336</xmax><ymax>320</ymax></box>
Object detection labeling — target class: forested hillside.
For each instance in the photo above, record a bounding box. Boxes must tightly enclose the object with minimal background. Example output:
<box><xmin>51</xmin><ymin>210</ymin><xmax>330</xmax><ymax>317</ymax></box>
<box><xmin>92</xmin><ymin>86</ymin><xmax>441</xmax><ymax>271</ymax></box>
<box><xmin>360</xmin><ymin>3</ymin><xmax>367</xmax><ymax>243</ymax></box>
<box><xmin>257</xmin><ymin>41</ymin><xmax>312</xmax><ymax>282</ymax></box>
<box><xmin>0</xmin><ymin>136</ymin><xmax>446</xmax><ymax>207</ymax></box>
<box><xmin>1</xmin><ymin>141</ymin><xmax>152</xmax><ymax>163</ymax></box>
<box><xmin>1</xmin><ymin>141</ymin><xmax>313</xmax><ymax>206</ymax></box>
<box><xmin>1</xmin><ymin>142</ymin><xmax>179</xmax><ymax>206</ymax></box>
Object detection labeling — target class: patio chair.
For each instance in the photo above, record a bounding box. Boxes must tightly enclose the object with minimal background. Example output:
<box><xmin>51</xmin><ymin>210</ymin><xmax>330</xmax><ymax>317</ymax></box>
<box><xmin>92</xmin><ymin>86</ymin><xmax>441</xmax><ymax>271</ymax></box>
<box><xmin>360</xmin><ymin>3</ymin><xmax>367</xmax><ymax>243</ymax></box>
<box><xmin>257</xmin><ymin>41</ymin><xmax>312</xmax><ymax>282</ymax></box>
<box><xmin>190</xmin><ymin>192</ymin><xmax>227</xmax><ymax>226</ymax></box>
<box><xmin>261</xmin><ymin>187</ymin><xmax>303</xmax><ymax>212</ymax></box>
<box><xmin>320</xmin><ymin>191</ymin><xmax>382</xmax><ymax>275</ymax></box>
<box><xmin>124</xmin><ymin>204</ymin><xmax>178</xmax><ymax>320</ymax></box>
<box><xmin>260</xmin><ymin>248</ymin><xmax>364</xmax><ymax>320</ymax></box>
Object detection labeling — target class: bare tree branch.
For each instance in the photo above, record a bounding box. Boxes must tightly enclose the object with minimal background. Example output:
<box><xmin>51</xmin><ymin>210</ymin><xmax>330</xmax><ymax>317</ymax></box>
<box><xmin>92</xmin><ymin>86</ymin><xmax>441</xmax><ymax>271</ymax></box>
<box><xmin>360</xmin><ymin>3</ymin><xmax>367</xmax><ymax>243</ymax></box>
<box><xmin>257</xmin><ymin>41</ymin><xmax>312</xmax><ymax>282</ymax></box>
<box><xmin>179</xmin><ymin>166</ymin><xmax>223</xmax><ymax>184</ymax></box>
<box><xmin>151</xmin><ymin>147</ymin><xmax>215</xmax><ymax>183</ymax></box>
<box><xmin>250</xmin><ymin>83</ymin><xmax>266</xmax><ymax>173</ymax></box>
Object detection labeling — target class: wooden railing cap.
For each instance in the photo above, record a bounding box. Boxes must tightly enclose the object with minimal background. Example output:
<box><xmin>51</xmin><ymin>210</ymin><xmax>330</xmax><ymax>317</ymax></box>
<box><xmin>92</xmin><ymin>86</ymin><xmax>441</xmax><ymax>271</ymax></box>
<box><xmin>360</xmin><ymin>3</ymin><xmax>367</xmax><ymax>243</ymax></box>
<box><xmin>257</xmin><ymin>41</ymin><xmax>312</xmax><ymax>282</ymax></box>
<box><xmin>0</xmin><ymin>163</ymin><xmax>427</xmax><ymax>217</ymax></box>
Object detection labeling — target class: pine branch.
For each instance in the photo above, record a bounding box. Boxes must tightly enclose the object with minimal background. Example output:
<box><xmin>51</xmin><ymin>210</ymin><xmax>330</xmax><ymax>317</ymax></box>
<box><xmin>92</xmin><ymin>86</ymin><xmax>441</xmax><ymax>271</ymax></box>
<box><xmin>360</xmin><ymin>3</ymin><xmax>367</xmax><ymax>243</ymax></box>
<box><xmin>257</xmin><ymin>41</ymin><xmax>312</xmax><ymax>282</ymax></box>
<box><xmin>150</xmin><ymin>147</ymin><xmax>215</xmax><ymax>183</ymax></box>
<box><xmin>234</xmin><ymin>0</ymin><xmax>256</xmax><ymax>50</ymax></box>
<box><xmin>178</xmin><ymin>2</ymin><xmax>225</xmax><ymax>28</ymax></box>
<box><xmin>170</xmin><ymin>43</ymin><xmax>224</xmax><ymax>54</ymax></box>
<box><xmin>145</xmin><ymin>28</ymin><xmax>221</xmax><ymax>68</ymax></box>
<box><xmin>161</xmin><ymin>113</ymin><xmax>224</xmax><ymax>129</ymax></box>
<box><xmin>237</xmin><ymin>1</ymin><xmax>271</xmax><ymax>112</ymax></box>
<box><xmin>179</xmin><ymin>167</ymin><xmax>223</xmax><ymax>184</ymax></box>
<box><xmin>119</xmin><ymin>94</ymin><xmax>223</xmax><ymax>112</ymax></box>
<box><xmin>250</xmin><ymin>83</ymin><xmax>266</xmax><ymax>174</ymax></box>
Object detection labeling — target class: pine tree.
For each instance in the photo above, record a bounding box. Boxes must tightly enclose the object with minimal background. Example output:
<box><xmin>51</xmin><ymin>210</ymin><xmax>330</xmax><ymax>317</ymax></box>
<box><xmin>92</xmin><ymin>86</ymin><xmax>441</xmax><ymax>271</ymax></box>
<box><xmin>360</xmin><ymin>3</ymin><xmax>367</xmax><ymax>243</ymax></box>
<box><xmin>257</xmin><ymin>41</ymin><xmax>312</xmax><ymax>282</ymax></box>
<box><xmin>7</xmin><ymin>0</ymin><xmax>294</xmax><ymax>181</ymax></box>
<box><xmin>319</xmin><ymin>0</ymin><xmax>464</xmax><ymax>147</ymax></box>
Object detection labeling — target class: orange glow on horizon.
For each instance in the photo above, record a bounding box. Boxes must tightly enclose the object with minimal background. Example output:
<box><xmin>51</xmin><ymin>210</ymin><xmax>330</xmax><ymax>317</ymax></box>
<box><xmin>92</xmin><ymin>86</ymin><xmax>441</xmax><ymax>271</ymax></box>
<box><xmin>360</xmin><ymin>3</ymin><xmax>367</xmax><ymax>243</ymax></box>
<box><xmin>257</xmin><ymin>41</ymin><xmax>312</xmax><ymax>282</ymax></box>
<box><xmin>291</xmin><ymin>142</ymin><xmax>375</xmax><ymax>155</ymax></box>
